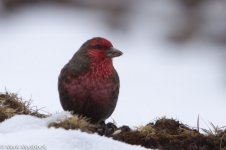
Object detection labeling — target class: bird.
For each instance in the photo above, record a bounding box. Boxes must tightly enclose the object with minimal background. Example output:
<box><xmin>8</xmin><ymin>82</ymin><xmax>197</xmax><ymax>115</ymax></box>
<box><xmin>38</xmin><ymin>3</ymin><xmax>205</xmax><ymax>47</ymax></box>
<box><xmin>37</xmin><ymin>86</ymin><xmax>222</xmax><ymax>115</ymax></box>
<box><xmin>58</xmin><ymin>37</ymin><xmax>123</xmax><ymax>123</ymax></box>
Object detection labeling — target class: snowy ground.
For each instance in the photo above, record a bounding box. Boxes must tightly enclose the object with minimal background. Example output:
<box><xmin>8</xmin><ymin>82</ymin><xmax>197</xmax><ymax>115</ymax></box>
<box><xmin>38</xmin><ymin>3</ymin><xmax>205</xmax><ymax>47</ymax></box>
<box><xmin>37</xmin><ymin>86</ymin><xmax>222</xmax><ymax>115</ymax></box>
<box><xmin>0</xmin><ymin>1</ymin><xmax>226</xmax><ymax>137</ymax></box>
<box><xmin>0</xmin><ymin>112</ymin><xmax>148</xmax><ymax>150</ymax></box>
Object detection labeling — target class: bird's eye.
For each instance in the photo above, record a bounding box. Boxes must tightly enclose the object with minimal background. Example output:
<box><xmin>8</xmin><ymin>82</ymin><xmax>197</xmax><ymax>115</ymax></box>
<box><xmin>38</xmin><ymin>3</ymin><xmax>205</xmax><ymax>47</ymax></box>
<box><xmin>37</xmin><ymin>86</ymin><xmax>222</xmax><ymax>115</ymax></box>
<box><xmin>93</xmin><ymin>44</ymin><xmax>102</xmax><ymax>49</ymax></box>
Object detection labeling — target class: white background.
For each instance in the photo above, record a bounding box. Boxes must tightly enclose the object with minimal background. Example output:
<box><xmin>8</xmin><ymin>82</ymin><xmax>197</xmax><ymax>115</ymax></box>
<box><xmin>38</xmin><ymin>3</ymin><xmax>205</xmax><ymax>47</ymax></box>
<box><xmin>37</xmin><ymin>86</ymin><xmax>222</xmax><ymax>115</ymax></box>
<box><xmin>1</xmin><ymin>2</ymin><xmax>226</xmax><ymax>130</ymax></box>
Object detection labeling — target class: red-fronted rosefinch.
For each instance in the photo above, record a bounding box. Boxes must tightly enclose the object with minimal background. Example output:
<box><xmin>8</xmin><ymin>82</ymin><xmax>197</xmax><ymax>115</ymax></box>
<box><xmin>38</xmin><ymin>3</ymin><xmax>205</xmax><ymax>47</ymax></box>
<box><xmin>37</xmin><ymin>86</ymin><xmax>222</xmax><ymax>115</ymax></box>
<box><xmin>58</xmin><ymin>37</ymin><xmax>122</xmax><ymax>123</ymax></box>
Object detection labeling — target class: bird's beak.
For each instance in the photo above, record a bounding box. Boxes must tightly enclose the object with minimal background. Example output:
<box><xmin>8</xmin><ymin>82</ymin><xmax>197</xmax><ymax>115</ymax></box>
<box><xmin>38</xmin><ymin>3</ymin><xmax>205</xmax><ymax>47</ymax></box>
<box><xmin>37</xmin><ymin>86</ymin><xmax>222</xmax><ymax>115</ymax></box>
<box><xmin>107</xmin><ymin>47</ymin><xmax>123</xmax><ymax>58</ymax></box>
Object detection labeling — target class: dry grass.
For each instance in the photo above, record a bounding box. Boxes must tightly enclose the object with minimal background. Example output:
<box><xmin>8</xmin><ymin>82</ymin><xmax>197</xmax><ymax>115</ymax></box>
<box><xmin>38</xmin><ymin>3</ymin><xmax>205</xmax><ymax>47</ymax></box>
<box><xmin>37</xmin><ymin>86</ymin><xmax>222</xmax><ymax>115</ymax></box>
<box><xmin>0</xmin><ymin>92</ymin><xmax>47</xmax><ymax>122</ymax></box>
<box><xmin>0</xmin><ymin>92</ymin><xmax>226</xmax><ymax>150</ymax></box>
<box><xmin>48</xmin><ymin>116</ymin><xmax>226</xmax><ymax>149</ymax></box>
<box><xmin>112</xmin><ymin>118</ymin><xmax>226</xmax><ymax>150</ymax></box>
<box><xmin>48</xmin><ymin>115</ymin><xmax>95</xmax><ymax>133</ymax></box>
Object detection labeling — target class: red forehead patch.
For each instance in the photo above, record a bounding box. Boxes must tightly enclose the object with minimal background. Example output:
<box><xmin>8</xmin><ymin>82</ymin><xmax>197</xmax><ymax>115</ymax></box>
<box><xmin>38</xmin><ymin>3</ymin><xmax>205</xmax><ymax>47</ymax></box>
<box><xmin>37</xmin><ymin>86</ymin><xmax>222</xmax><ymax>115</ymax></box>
<box><xmin>89</xmin><ymin>37</ymin><xmax>113</xmax><ymax>48</ymax></box>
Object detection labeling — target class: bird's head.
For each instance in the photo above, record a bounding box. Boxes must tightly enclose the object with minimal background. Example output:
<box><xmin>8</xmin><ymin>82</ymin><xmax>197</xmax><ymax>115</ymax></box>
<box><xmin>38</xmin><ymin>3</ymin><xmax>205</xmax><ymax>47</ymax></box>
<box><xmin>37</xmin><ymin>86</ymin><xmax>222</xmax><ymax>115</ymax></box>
<box><xmin>68</xmin><ymin>37</ymin><xmax>122</xmax><ymax>75</ymax></box>
<box><xmin>82</xmin><ymin>37</ymin><xmax>123</xmax><ymax>61</ymax></box>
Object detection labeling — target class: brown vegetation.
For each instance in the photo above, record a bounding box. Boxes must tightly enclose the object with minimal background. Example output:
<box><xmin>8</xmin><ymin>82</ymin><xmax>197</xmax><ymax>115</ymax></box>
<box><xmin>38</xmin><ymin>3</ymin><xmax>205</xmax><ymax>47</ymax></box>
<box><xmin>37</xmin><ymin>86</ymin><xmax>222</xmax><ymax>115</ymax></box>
<box><xmin>0</xmin><ymin>92</ymin><xmax>225</xmax><ymax>150</ymax></box>
<box><xmin>0</xmin><ymin>92</ymin><xmax>47</xmax><ymax>122</ymax></box>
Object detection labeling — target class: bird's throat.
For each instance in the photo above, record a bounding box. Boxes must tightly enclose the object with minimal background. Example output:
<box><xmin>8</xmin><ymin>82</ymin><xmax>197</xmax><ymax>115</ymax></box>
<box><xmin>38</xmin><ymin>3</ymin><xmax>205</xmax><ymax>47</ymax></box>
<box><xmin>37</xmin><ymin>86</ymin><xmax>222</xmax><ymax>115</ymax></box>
<box><xmin>89</xmin><ymin>59</ymin><xmax>114</xmax><ymax>78</ymax></box>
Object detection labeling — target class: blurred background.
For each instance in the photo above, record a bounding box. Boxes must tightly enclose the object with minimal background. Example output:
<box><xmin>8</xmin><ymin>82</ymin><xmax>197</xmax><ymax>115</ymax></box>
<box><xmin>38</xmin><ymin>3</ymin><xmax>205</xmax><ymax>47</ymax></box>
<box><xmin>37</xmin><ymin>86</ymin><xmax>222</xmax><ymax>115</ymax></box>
<box><xmin>0</xmin><ymin>0</ymin><xmax>226</xmax><ymax>129</ymax></box>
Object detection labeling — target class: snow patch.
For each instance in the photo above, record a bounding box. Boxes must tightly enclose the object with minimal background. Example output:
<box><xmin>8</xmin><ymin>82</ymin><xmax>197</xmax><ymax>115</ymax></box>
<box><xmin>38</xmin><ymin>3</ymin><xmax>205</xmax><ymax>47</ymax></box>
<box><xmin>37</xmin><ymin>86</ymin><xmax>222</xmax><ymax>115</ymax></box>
<box><xmin>0</xmin><ymin>113</ymin><xmax>149</xmax><ymax>150</ymax></box>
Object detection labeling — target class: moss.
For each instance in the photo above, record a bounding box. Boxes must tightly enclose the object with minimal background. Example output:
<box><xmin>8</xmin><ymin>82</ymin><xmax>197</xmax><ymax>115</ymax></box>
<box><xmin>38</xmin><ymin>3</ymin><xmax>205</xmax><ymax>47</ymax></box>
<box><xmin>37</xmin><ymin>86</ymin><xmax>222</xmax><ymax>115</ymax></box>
<box><xmin>0</xmin><ymin>92</ymin><xmax>47</xmax><ymax>122</ymax></box>
<box><xmin>1</xmin><ymin>92</ymin><xmax>226</xmax><ymax>149</ymax></box>
<box><xmin>50</xmin><ymin>117</ymin><xmax>219</xmax><ymax>149</ymax></box>
<box><xmin>112</xmin><ymin>118</ymin><xmax>224</xmax><ymax>150</ymax></box>
<box><xmin>48</xmin><ymin>115</ymin><xmax>95</xmax><ymax>133</ymax></box>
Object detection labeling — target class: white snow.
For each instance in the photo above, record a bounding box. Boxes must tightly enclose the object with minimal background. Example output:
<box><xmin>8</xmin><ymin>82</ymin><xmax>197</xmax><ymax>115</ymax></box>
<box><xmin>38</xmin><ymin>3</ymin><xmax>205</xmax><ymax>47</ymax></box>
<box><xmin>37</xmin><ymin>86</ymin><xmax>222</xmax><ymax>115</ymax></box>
<box><xmin>0</xmin><ymin>113</ymin><xmax>148</xmax><ymax>150</ymax></box>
